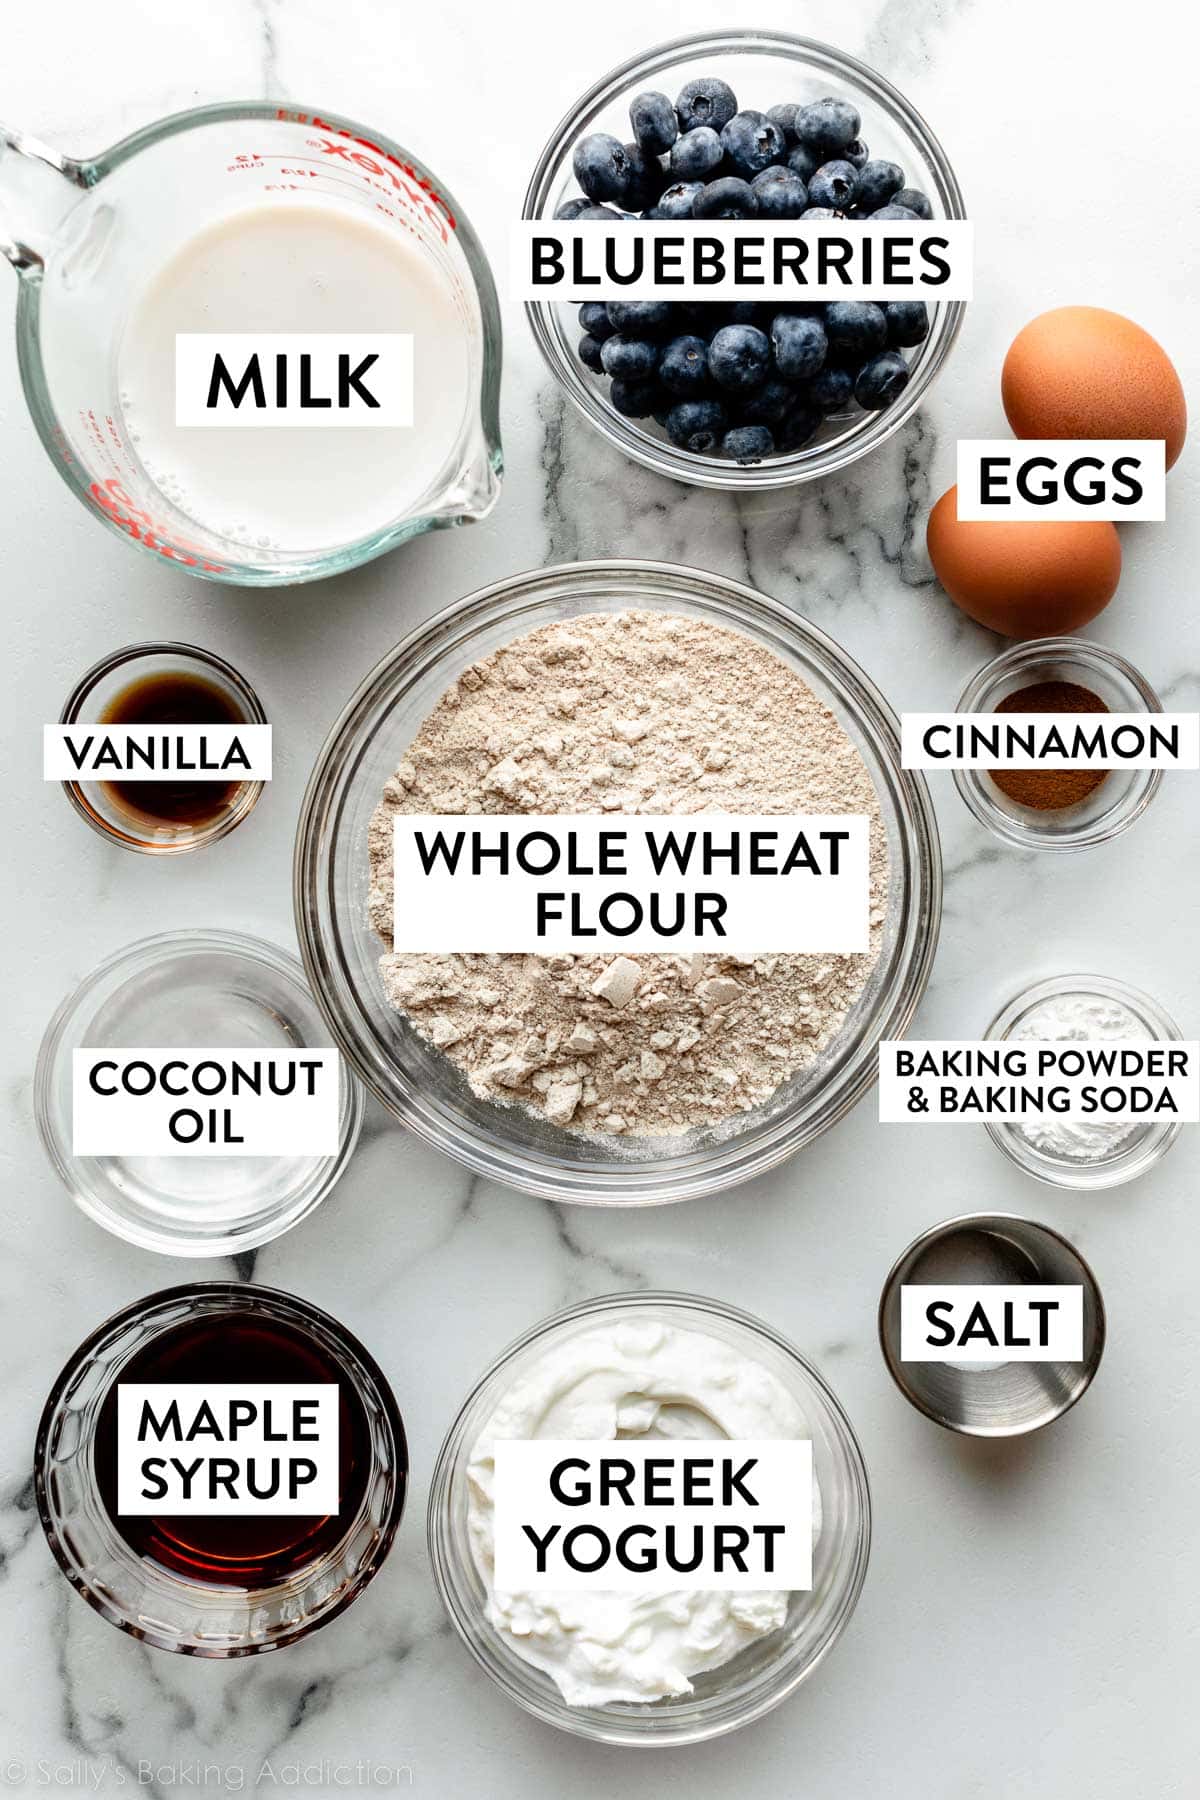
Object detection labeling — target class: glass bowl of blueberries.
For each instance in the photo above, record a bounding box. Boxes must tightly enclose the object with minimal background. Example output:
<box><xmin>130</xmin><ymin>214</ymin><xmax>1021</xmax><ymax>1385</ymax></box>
<box><xmin>523</xmin><ymin>29</ymin><xmax>965</xmax><ymax>488</ymax></box>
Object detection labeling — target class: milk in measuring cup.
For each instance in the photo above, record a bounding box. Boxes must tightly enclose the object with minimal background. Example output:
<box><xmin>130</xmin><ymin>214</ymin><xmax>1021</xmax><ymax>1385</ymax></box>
<box><xmin>117</xmin><ymin>196</ymin><xmax>472</xmax><ymax>554</ymax></box>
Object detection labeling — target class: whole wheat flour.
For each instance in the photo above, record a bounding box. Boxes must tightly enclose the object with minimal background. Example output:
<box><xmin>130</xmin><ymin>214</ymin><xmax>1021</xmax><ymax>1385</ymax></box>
<box><xmin>367</xmin><ymin>610</ymin><xmax>888</xmax><ymax>1136</ymax></box>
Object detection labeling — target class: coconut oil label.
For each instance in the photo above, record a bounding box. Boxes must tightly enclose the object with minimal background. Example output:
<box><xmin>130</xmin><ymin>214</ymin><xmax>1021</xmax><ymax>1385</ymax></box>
<box><xmin>392</xmin><ymin>813</ymin><xmax>870</xmax><ymax>954</ymax></box>
<box><xmin>72</xmin><ymin>1049</ymin><xmax>342</xmax><ymax>1155</ymax></box>
<box><xmin>115</xmin><ymin>1384</ymin><xmax>339</xmax><ymax>1515</ymax></box>
<box><xmin>492</xmin><ymin>1440</ymin><xmax>813</xmax><ymax>1593</ymax></box>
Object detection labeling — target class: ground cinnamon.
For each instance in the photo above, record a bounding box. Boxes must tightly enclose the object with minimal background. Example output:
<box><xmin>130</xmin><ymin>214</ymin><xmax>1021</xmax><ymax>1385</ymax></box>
<box><xmin>990</xmin><ymin>679</ymin><xmax>1109</xmax><ymax>810</ymax></box>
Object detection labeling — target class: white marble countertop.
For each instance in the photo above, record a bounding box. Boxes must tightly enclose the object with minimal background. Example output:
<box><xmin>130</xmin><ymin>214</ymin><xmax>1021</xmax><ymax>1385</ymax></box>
<box><xmin>2</xmin><ymin>0</ymin><xmax>1197</xmax><ymax>1794</ymax></box>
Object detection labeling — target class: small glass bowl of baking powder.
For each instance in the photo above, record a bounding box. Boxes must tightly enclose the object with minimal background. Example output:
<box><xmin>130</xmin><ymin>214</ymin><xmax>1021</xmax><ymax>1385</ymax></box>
<box><xmin>953</xmin><ymin>639</ymin><xmax>1165</xmax><ymax>851</ymax></box>
<box><xmin>428</xmin><ymin>1291</ymin><xmax>871</xmax><ymax>1745</ymax></box>
<box><xmin>58</xmin><ymin>642</ymin><xmax>268</xmax><ymax>854</ymax></box>
<box><xmin>984</xmin><ymin>974</ymin><xmax>1185</xmax><ymax>1189</ymax></box>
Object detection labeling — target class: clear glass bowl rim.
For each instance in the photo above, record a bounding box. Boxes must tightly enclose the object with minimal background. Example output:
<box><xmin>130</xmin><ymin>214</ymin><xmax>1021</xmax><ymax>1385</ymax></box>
<box><xmin>58</xmin><ymin>639</ymin><xmax>268</xmax><ymax>854</ymax></box>
<box><xmin>33</xmin><ymin>926</ymin><xmax>364</xmax><ymax>1254</ymax></box>
<box><xmin>426</xmin><ymin>1288</ymin><xmax>872</xmax><ymax>1745</ymax></box>
<box><xmin>13</xmin><ymin>99</ymin><xmax>503</xmax><ymax>588</ymax></box>
<box><xmin>982</xmin><ymin>972</ymin><xmax>1184</xmax><ymax>1190</ymax></box>
<box><xmin>292</xmin><ymin>556</ymin><xmax>943</xmax><ymax>1205</ymax></box>
<box><xmin>34</xmin><ymin>1280</ymin><xmax>408</xmax><ymax>1656</ymax></box>
<box><xmin>522</xmin><ymin>28</ymin><xmax>967</xmax><ymax>491</ymax></box>
<box><xmin>951</xmin><ymin>637</ymin><xmax>1164</xmax><ymax>851</ymax></box>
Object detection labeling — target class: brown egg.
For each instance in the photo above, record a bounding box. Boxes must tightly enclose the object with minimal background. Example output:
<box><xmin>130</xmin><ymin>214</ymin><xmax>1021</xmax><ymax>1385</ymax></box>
<box><xmin>1002</xmin><ymin>307</ymin><xmax>1187</xmax><ymax>469</ymax></box>
<box><xmin>926</xmin><ymin>486</ymin><xmax>1122</xmax><ymax>638</ymax></box>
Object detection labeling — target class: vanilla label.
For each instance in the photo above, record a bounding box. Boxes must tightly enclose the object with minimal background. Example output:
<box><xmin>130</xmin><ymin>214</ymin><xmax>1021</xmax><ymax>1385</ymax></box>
<box><xmin>899</xmin><ymin>1286</ymin><xmax>1084</xmax><ymax>1363</ymax></box>
<box><xmin>72</xmin><ymin>1049</ymin><xmax>342</xmax><ymax>1155</ymax></box>
<box><xmin>392</xmin><ymin>813</ymin><xmax>869</xmax><ymax>954</ymax></box>
<box><xmin>44</xmin><ymin>722</ymin><xmax>272</xmax><ymax>782</ymax></box>
<box><xmin>174</xmin><ymin>333</ymin><xmax>414</xmax><ymax>428</ymax></box>
<box><xmin>878</xmin><ymin>1040</ymin><xmax>1199</xmax><ymax>1123</ymax></box>
<box><xmin>511</xmin><ymin>218</ymin><xmax>973</xmax><ymax>302</ymax></box>
<box><xmin>900</xmin><ymin>713</ymin><xmax>1198</xmax><ymax>770</ymax></box>
<box><xmin>492</xmin><ymin>1440</ymin><xmax>813</xmax><ymax>1593</ymax></box>
<box><xmin>116</xmin><ymin>1384</ymin><xmax>339</xmax><ymax>1515</ymax></box>
<box><xmin>955</xmin><ymin>440</ymin><xmax>1166</xmax><ymax>521</ymax></box>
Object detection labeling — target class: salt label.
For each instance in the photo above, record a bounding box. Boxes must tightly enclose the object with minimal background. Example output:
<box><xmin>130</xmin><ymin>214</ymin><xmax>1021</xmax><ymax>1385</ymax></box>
<box><xmin>899</xmin><ymin>1286</ymin><xmax>1084</xmax><ymax>1363</ymax></box>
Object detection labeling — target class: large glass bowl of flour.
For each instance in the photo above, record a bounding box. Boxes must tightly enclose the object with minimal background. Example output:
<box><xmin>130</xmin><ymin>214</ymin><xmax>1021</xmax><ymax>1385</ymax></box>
<box><xmin>294</xmin><ymin>560</ymin><xmax>940</xmax><ymax>1202</ymax></box>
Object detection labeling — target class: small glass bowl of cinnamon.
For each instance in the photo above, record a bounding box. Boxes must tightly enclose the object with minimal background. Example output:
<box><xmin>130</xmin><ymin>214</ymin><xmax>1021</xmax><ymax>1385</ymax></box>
<box><xmin>952</xmin><ymin>639</ymin><xmax>1164</xmax><ymax>850</ymax></box>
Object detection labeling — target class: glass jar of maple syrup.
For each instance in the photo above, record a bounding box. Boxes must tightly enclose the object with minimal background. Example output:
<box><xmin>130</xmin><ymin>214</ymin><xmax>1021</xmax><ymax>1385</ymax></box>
<box><xmin>35</xmin><ymin>1284</ymin><xmax>406</xmax><ymax>1655</ymax></box>
<box><xmin>57</xmin><ymin>642</ymin><xmax>268</xmax><ymax>853</ymax></box>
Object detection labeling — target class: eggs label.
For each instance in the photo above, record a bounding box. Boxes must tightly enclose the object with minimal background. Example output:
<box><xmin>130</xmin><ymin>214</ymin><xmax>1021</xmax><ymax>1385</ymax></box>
<box><xmin>900</xmin><ymin>712</ymin><xmax>1199</xmax><ymax>770</ymax></box>
<box><xmin>955</xmin><ymin>440</ymin><xmax>1166</xmax><ymax>521</ymax></box>
<box><xmin>492</xmin><ymin>1440</ymin><xmax>813</xmax><ymax>1592</ymax></box>
<box><xmin>899</xmin><ymin>1286</ymin><xmax>1084</xmax><ymax>1364</ymax></box>
<box><xmin>392</xmin><ymin>814</ymin><xmax>870</xmax><ymax>953</ymax></box>
<box><xmin>878</xmin><ymin>1040</ymin><xmax>1199</xmax><ymax>1124</ymax></box>
<box><xmin>512</xmin><ymin>219</ymin><xmax>974</xmax><ymax>301</ymax></box>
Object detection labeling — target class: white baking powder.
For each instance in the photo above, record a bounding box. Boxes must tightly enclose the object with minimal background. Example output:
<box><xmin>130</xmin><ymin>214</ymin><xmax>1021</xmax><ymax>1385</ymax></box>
<box><xmin>1010</xmin><ymin>988</ymin><xmax>1149</xmax><ymax>1162</ymax></box>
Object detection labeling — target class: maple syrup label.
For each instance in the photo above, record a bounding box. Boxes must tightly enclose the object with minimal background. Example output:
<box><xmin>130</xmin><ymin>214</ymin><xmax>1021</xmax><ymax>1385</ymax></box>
<box><xmin>116</xmin><ymin>1383</ymin><xmax>340</xmax><ymax>1515</ymax></box>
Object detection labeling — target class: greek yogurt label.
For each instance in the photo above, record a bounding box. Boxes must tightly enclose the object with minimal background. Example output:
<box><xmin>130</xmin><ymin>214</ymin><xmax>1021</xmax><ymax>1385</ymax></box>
<box><xmin>72</xmin><ymin>1048</ymin><xmax>342</xmax><ymax>1155</ymax></box>
<box><xmin>116</xmin><ymin>1384</ymin><xmax>339</xmax><ymax>1515</ymax></box>
<box><xmin>492</xmin><ymin>1440</ymin><xmax>813</xmax><ymax>1592</ymax></box>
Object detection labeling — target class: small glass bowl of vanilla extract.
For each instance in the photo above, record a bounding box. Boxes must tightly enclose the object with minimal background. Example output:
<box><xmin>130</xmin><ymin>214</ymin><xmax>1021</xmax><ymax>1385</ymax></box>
<box><xmin>58</xmin><ymin>642</ymin><xmax>267</xmax><ymax>853</ymax></box>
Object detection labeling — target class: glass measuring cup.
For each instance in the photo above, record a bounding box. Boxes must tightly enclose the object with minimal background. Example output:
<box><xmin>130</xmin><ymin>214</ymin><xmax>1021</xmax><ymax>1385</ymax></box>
<box><xmin>0</xmin><ymin>103</ymin><xmax>503</xmax><ymax>585</ymax></box>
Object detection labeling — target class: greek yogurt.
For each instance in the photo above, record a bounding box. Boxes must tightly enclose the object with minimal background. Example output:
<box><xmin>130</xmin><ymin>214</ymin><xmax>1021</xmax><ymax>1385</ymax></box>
<box><xmin>466</xmin><ymin>1315</ymin><xmax>822</xmax><ymax>1707</ymax></box>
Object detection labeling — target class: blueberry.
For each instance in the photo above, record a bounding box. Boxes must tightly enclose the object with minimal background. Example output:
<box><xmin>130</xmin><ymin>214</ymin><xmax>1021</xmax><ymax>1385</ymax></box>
<box><xmin>607</xmin><ymin>299</ymin><xmax>675</xmax><ymax>335</ymax></box>
<box><xmin>723</xmin><ymin>424</ymin><xmax>774</xmax><ymax>463</ymax></box>
<box><xmin>630</xmin><ymin>90</ymin><xmax>678</xmax><ymax>157</ymax></box>
<box><xmin>844</xmin><ymin>138</ymin><xmax>869</xmax><ymax>169</ymax></box>
<box><xmin>600</xmin><ymin>334</ymin><xmax>660</xmax><ymax>380</ymax></box>
<box><xmin>871</xmin><ymin>203</ymin><xmax>919</xmax><ymax>221</ymax></box>
<box><xmin>810</xmin><ymin>365</ymin><xmax>855</xmax><ymax>413</ymax></box>
<box><xmin>786</xmin><ymin>144</ymin><xmax>819</xmax><ymax>183</ymax></box>
<box><xmin>555</xmin><ymin>195</ymin><xmax>590</xmax><ymax>220</ymax></box>
<box><xmin>655</xmin><ymin>179</ymin><xmax>704</xmax><ymax>218</ymax></box>
<box><xmin>854</xmin><ymin>159</ymin><xmax>905</xmax><ymax>212</ymax></box>
<box><xmin>794</xmin><ymin>97</ymin><xmax>861</xmax><ymax>156</ymax></box>
<box><xmin>573</xmin><ymin>133</ymin><xmax>635</xmax><ymax>204</ymax></box>
<box><xmin>807</xmin><ymin>159</ymin><xmax>859</xmax><ymax>210</ymax></box>
<box><xmin>777</xmin><ymin>402</ymin><xmax>823</xmax><ymax>451</ymax></box>
<box><xmin>669</xmin><ymin>126</ymin><xmax>724</xmax><ymax>181</ymax></box>
<box><xmin>708</xmin><ymin>323</ymin><xmax>771</xmax><ymax>392</ymax></box>
<box><xmin>854</xmin><ymin>350</ymin><xmax>910</xmax><ymax>409</ymax></box>
<box><xmin>894</xmin><ymin>187</ymin><xmax>932</xmax><ymax>219</ymax></box>
<box><xmin>675</xmin><ymin>76</ymin><xmax>738</xmax><ymax>135</ymax></box>
<box><xmin>825</xmin><ymin>300</ymin><xmax>888</xmax><ymax>355</ymax></box>
<box><xmin>620</xmin><ymin>142</ymin><xmax>665</xmax><ymax>211</ymax></box>
<box><xmin>750</xmin><ymin>166</ymin><xmax>808</xmax><ymax>218</ymax></box>
<box><xmin>693</xmin><ymin>176</ymin><xmax>759</xmax><ymax>220</ymax></box>
<box><xmin>720</xmin><ymin>110</ymin><xmax>788</xmax><ymax>180</ymax></box>
<box><xmin>665</xmin><ymin>397</ymin><xmax>728</xmax><ymax>452</ymax></box>
<box><xmin>885</xmin><ymin>300</ymin><xmax>930</xmax><ymax>347</ymax></box>
<box><xmin>610</xmin><ymin>377</ymin><xmax>662</xmax><ymax>418</ymax></box>
<box><xmin>770</xmin><ymin>312</ymin><xmax>828</xmax><ymax>380</ymax></box>
<box><xmin>736</xmin><ymin>378</ymin><xmax>792</xmax><ymax>425</ymax></box>
<box><xmin>579</xmin><ymin>302</ymin><xmax>616</xmax><ymax>341</ymax></box>
<box><xmin>578</xmin><ymin>334</ymin><xmax>605</xmax><ymax>373</ymax></box>
<box><xmin>766</xmin><ymin>102</ymin><xmax>799</xmax><ymax>142</ymax></box>
<box><xmin>722</xmin><ymin>301</ymin><xmax>770</xmax><ymax>326</ymax></box>
<box><xmin>800</xmin><ymin>206</ymin><xmax>839</xmax><ymax>219</ymax></box>
<box><xmin>576</xmin><ymin>204</ymin><xmax>626</xmax><ymax>222</ymax></box>
<box><xmin>659</xmin><ymin>334</ymin><xmax>711</xmax><ymax>395</ymax></box>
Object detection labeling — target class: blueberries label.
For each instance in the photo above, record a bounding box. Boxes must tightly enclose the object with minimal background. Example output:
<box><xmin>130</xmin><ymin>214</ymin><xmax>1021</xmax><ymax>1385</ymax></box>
<box><xmin>899</xmin><ymin>1287</ymin><xmax>1085</xmax><ymax>1364</ymax></box>
<box><xmin>512</xmin><ymin>219</ymin><xmax>974</xmax><ymax>302</ymax></box>
<box><xmin>72</xmin><ymin>1049</ymin><xmax>343</xmax><ymax>1155</ymax></box>
<box><xmin>900</xmin><ymin>712</ymin><xmax>1199</xmax><ymax>771</ymax></box>
<box><xmin>116</xmin><ymin>1384</ymin><xmax>340</xmax><ymax>1515</ymax></box>
<box><xmin>174</xmin><ymin>334</ymin><xmax>414</xmax><ymax>428</ymax></box>
<box><xmin>878</xmin><ymin>1040</ymin><xmax>1199</xmax><ymax>1123</ymax></box>
<box><xmin>955</xmin><ymin>440</ymin><xmax>1167</xmax><ymax>521</ymax></box>
<box><xmin>492</xmin><ymin>1440</ymin><xmax>813</xmax><ymax>1592</ymax></box>
<box><xmin>392</xmin><ymin>814</ymin><xmax>870</xmax><ymax>954</ymax></box>
<box><xmin>44</xmin><ymin>722</ymin><xmax>273</xmax><ymax>782</ymax></box>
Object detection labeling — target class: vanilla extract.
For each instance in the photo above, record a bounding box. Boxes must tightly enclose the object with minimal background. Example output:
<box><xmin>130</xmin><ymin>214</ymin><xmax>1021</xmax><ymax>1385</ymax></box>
<box><xmin>98</xmin><ymin>667</ymin><xmax>249</xmax><ymax>829</ymax></box>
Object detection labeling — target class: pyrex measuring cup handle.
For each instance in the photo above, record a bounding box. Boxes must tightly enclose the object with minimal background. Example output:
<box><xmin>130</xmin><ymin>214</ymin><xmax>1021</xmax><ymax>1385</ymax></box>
<box><xmin>0</xmin><ymin>124</ymin><xmax>90</xmax><ymax>275</ymax></box>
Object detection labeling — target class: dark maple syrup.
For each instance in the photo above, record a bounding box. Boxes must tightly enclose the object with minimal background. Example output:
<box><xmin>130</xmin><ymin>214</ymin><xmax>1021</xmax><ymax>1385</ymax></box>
<box><xmin>93</xmin><ymin>1310</ymin><xmax>375</xmax><ymax>1589</ymax></box>
<box><xmin>99</xmin><ymin>668</ymin><xmax>247</xmax><ymax>830</ymax></box>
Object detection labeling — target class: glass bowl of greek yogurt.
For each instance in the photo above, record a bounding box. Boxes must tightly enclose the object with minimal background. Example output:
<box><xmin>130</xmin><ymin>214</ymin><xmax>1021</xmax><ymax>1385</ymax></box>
<box><xmin>427</xmin><ymin>1291</ymin><xmax>871</xmax><ymax>1744</ymax></box>
<box><xmin>983</xmin><ymin>974</ymin><xmax>1185</xmax><ymax>1190</ymax></box>
<box><xmin>522</xmin><ymin>30</ymin><xmax>965</xmax><ymax>490</ymax></box>
<box><xmin>293</xmin><ymin>559</ymin><xmax>941</xmax><ymax>1204</ymax></box>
